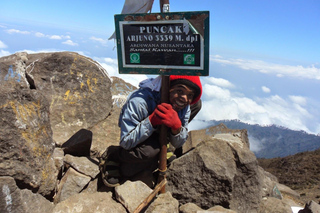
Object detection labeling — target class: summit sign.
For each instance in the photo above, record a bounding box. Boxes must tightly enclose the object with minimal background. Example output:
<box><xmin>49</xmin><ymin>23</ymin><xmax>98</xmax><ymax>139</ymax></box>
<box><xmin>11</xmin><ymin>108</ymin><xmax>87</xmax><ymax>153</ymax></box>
<box><xmin>114</xmin><ymin>11</ymin><xmax>209</xmax><ymax>76</ymax></box>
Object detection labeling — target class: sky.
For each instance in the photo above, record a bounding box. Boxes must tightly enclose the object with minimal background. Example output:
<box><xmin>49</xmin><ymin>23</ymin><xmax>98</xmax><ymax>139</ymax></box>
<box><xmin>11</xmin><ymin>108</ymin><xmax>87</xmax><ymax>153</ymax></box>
<box><xmin>1</xmin><ymin>0</ymin><xmax>320</xmax><ymax>136</ymax></box>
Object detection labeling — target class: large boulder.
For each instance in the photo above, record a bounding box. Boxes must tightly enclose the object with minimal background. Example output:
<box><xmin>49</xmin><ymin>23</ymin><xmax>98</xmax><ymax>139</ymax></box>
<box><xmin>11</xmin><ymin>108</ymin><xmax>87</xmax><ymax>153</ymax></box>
<box><xmin>27</xmin><ymin>52</ymin><xmax>112</xmax><ymax>145</ymax></box>
<box><xmin>52</xmin><ymin>192</ymin><xmax>126</xmax><ymax>213</ymax></box>
<box><xmin>0</xmin><ymin>52</ymin><xmax>113</xmax><ymax>146</ymax></box>
<box><xmin>0</xmin><ymin>85</ymin><xmax>57</xmax><ymax>196</ymax></box>
<box><xmin>167</xmin><ymin>127</ymin><xmax>270</xmax><ymax>213</ymax></box>
<box><xmin>0</xmin><ymin>177</ymin><xmax>54</xmax><ymax>213</ymax></box>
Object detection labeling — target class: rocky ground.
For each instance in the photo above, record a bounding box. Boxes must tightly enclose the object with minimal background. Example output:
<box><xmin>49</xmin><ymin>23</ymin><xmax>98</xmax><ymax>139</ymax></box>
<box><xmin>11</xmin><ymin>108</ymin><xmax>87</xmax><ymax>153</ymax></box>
<box><xmin>258</xmin><ymin>148</ymin><xmax>320</xmax><ymax>204</ymax></box>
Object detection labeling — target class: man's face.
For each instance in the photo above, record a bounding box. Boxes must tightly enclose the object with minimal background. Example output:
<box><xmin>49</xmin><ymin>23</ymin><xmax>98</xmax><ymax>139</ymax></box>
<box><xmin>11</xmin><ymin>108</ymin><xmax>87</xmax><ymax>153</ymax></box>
<box><xmin>169</xmin><ymin>84</ymin><xmax>195</xmax><ymax>111</ymax></box>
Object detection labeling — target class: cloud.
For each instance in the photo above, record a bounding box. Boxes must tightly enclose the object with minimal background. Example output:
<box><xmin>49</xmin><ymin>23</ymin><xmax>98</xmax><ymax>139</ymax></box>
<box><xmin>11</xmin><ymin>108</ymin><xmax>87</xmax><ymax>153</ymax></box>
<box><xmin>211</xmin><ymin>56</ymin><xmax>320</xmax><ymax>80</ymax></box>
<box><xmin>289</xmin><ymin>95</ymin><xmax>307</xmax><ymax>106</ymax></box>
<box><xmin>261</xmin><ymin>86</ymin><xmax>271</xmax><ymax>93</ymax></box>
<box><xmin>195</xmin><ymin>81</ymin><xmax>316</xmax><ymax>134</ymax></box>
<box><xmin>0</xmin><ymin>40</ymin><xmax>8</xmax><ymax>49</ymax></box>
<box><xmin>204</xmin><ymin>77</ymin><xmax>235</xmax><ymax>88</ymax></box>
<box><xmin>248</xmin><ymin>136</ymin><xmax>265</xmax><ymax>152</ymax></box>
<box><xmin>62</xmin><ymin>40</ymin><xmax>78</xmax><ymax>46</ymax></box>
<box><xmin>5</xmin><ymin>29</ymin><xmax>30</xmax><ymax>34</ymax></box>
<box><xmin>0</xmin><ymin>50</ymin><xmax>10</xmax><ymax>57</ymax></box>
<box><xmin>90</xmin><ymin>36</ymin><xmax>108</xmax><ymax>46</ymax></box>
<box><xmin>49</xmin><ymin>35</ymin><xmax>63</xmax><ymax>40</ymax></box>
<box><xmin>48</xmin><ymin>35</ymin><xmax>71</xmax><ymax>40</ymax></box>
<box><xmin>35</xmin><ymin>32</ymin><xmax>46</xmax><ymax>37</ymax></box>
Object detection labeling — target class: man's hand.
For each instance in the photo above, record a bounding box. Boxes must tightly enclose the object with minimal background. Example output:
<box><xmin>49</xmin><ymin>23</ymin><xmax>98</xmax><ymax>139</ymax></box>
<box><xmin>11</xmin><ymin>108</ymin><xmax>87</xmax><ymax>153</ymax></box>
<box><xmin>150</xmin><ymin>103</ymin><xmax>182</xmax><ymax>131</ymax></box>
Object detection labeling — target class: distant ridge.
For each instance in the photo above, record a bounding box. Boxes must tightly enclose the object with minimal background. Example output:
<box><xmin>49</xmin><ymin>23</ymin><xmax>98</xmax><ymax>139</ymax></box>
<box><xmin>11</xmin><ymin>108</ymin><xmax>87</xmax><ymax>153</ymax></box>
<box><xmin>200</xmin><ymin>119</ymin><xmax>320</xmax><ymax>159</ymax></box>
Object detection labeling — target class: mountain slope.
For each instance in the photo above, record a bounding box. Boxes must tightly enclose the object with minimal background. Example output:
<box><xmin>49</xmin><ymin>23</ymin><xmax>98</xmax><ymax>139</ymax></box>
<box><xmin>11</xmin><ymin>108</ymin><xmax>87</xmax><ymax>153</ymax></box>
<box><xmin>258</xmin><ymin>148</ymin><xmax>320</xmax><ymax>203</ymax></box>
<box><xmin>202</xmin><ymin>120</ymin><xmax>320</xmax><ymax>158</ymax></box>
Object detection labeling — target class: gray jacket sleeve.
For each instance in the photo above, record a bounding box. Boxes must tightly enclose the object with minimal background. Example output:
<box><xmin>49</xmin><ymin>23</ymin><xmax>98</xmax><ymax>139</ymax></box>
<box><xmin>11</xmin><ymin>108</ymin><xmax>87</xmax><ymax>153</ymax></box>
<box><xmin>118</xmin><ymin>97</ymin><xmax>156</xmax><ymax>150</ymax></box>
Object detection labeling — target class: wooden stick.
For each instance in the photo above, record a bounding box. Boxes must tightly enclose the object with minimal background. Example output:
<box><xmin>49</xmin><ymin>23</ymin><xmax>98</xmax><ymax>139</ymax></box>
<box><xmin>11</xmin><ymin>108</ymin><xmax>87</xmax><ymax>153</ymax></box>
<box><xmin>158</xmin><ymin>0</ymin><xmax>170</xmax><ymax>195</ymax></box>
<box><xmin>133</xmin><ymin>178</ymin><xmax>167</xmax><ymax>213</ymax></box>
<box><xmin>158</xmin><ymin>75</ymin><xmax>170</xmax><ymax>194</ymax></box>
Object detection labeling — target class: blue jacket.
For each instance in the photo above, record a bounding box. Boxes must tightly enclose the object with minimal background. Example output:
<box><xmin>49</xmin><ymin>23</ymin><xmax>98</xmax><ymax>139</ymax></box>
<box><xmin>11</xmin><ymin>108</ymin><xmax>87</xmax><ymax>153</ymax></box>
<box><xmin>118</xmin><ymin>78</ymin><xmax>191</xmax><ymax>150</ymax></box>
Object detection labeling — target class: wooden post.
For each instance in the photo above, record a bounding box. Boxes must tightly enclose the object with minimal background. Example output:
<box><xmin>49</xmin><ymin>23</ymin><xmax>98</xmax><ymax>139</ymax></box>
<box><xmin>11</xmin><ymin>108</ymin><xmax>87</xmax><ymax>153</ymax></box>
<box><xmin>158</xmin><ymin>0</ymin><xmax>170</xmax><ymax>194</ymax></box>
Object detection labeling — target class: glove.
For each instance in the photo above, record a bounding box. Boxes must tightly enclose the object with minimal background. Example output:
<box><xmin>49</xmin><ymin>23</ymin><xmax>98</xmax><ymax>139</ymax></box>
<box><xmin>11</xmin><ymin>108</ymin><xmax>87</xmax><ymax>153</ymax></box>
<box><xmin>154</xmin><ymin>103</ymin><xmax>182</xmax><ymax>131</ymax></box>
<box><xmin>149</xmin><ymin>108</ymin><xmax>163</xmax><ymax>127</ymax></box>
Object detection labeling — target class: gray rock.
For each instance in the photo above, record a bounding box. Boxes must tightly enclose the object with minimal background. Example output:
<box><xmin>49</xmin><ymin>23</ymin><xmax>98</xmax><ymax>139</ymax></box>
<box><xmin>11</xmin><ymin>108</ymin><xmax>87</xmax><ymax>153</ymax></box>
<box><xmin>115</xmin><ymin>180</ymin><xmax>153</xmax><ymax>213</ymax></box>
<box><xmin>0</xmin><ymin>85</ymin><xmax>56</xmax><ymax>196</ymax></box>
<box><xmin>145</xmin><ymin>191</ymin><xmax>179</xmax><ymax>213</ymax></box>
<box><xmin>24</xmin><ymin>52</ymin><xmax>112</xmax><ymax>146</ymax></box>
<box><xmin>0</xmin><ymin>52</ymin><xmax>30</xmax><ymax>88</ymax></box>
<box><xmin>53</xmin><ymin>192</ymin><xmax>126</xmax><ymax>213</ymax></box>
<box><xmin>167</xmin><ymin>136</ymin><xmax>263</xmax><ymax>213</ymax></box>
<box><xmin>0</xmin><ymin>176</ymin><xmax>54</xmax><ymax>213</ymax></box>
<box><xmin>179</xmin><ymin>203</ymin><xmax>203</xmax><ymax>213</ymax></box>
<box><xmin>64</xmin><ymin>154</ymin><xmax>100</xmax><ymax>178</ymax></box>
<box><xmin>277</xmin><ymin>183</ymin><xmax>300</xmax><ymax>200</ymax></box>
<box><xmin>90</xmin><ymin>76</ymin><xmax>136</xmax><ymax>154</ymax></box>
<box><xmin>183</xmin><ymin>123</ymin><xmax>249</xmax><ymax>154</ymax></box>
<box><xmin>54</xmin><ymin>167</ymin><xmax>91</xmax><ymax>203</ymax></box>
<box><xmin>207</xmin><ymin>205</ymin><xmax>237</xmax><ymax>213</ymax></box>
<box><xmin>53</xmin><ymin>148</ymin><xmax>64</xmax><ymax>175</ymax></box>
<box><xmin>258</xmin><ymin>197</ymin><xmax>292</xmax><ymax>213</ymax></box>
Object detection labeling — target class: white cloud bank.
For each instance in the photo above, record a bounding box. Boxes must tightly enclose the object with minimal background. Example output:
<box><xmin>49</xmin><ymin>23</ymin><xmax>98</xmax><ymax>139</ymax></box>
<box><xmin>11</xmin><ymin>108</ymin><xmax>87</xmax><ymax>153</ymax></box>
<box><xmin>211</xmin><ymin>56</ymin><xmax>320</xmax><ymax>80</ymax></box>
<box><xmin>62</xmin><ymin>40</ymin><xmax>78</xmax><ymax>46</ymax></box>
<box><xmin>0</xmin><ymin>40</ymin><xmax>7</xmax><ymax>49</ymax></box>
<box><xmin>5</xmin><ymin>29</ymin><xmax>30</xmax><ymax>35</ymax></box>
<box><xmin>193</xmin><ymin>84</ymin><xmax>315</xmax><ymax>134</ymax></box>
<box><xmin>90</xmin><ymin>36</ymin><xmax>108</xmax><ymax>46</ymax></box>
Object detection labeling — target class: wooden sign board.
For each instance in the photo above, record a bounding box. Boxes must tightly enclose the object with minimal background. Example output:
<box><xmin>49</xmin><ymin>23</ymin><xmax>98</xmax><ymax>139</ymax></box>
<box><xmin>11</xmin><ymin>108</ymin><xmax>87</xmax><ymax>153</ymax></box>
<box><xmin>114</xmin><ymin>11</ymin><xmax>209</xmax><ymax>76</ymax></box>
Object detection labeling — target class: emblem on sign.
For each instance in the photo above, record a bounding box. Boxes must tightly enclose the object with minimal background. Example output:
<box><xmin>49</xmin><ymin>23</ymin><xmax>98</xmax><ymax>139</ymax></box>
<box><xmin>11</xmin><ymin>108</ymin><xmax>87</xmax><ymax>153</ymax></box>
<box><xmin>130</xmin><ymin>53</ymin><xmax>140</xmax><ymax>63</ymax></box>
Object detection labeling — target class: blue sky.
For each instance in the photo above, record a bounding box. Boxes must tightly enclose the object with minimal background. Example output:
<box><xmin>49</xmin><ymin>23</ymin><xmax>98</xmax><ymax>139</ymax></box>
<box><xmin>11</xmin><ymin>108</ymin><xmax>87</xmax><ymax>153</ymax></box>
<box><xmin>1</xmin><ymin>0</ymin><xmax>320</xmax><ymax>136</ymax></box>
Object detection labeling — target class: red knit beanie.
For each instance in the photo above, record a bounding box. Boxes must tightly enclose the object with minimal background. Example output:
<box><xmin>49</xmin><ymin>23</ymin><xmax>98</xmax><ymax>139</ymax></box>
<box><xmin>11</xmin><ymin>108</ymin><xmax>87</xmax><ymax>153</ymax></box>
<box><xmin>170</xmin><ymin>75</ymin><xmax>202</xmax><ymax>104</ymax></box>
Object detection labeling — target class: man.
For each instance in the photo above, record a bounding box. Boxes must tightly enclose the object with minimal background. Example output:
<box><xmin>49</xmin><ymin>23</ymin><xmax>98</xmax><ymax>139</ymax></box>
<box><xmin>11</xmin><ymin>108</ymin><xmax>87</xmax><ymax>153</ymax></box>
<box><xmin>100</xmin><ymin>75</ymin><xmax>202</xmax><ymax>187</ymax></box>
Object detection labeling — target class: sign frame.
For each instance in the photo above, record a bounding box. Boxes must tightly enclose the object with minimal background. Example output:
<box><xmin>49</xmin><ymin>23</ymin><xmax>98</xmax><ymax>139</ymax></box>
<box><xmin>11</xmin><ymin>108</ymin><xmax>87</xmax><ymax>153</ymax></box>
<box><xmin>114</xmin><ymin>11</ymin><xmax>209</xmax><ymax>76</ymax></box>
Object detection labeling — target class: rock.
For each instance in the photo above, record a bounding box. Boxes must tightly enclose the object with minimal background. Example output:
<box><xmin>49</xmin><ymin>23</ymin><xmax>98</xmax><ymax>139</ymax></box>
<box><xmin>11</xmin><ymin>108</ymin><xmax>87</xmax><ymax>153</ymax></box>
<box><xmin>27</xmin><ymin>52</ymin><xmax>112</xmax><ymax>145</ymax></box>
<box><xmin>64</xmin><ymin>154</ymin><xmax>100</xmax><ymax>178</ymax></box>
<box><xmin>179</xmin><ymin>203</ymin><xmax>203</xmax><ymax>213</ymax></box>
<box><xmin>90</xmin><ymin>76</ymin><xmax>136</xmax><ymax>154</ymax></box>
<box><xmin>62</xmin><ymin>129</ymin><xmax>92</xmax><ymax>156</ymax></box>
<box><xmin>0</xmin><ymin>85</ymin><xmax>56</xmax><ymax>196</ymax></box>
<box><xmin>167</xmin><ymin>136</ymin><xmax>265</xmax><ymax>213</ymax></box>
<box><xmin>0</xmin><ymin>176</ymin><xmax>54</xmax><ymax>213</ymax></box>
<box><xmin>1</xmin><ymin>52</ymin><xmax>113</xmax><ymax>147</ymax></box>
<box><xmin>0</xmin><ymin>52</ymin><xmax>30</xmax><ymax>88</ymax></box>
<box><xmin>179</xmin><ymin>203</ymin><xmax>237</xmax><ymax>213</ymax></box>
<box><xmin>53</xmin><ymin>192</ymin><xmax>126</xmax><ymax>213</ymax></box>
<box><xmin>53</xmin><ymin>148</ymin><xmax>64</xmax><ymax>176</ymax></box>
<box><xmin>183</xmin><ymin>123</ymin><xmax>249</xmax><ymax>154</ymax></box>
<box><xmin>277</xmin><ymin>183</ymin><xmax>300</xmax><ymax>200</ymax></box>
<box><xmin>258</xmin><ymin>197</ymin><xmax>292</xmax><ymax>213</ymax></box>
<box><xmin>257</xmin><ymin>166</ymin><xmax>278</xmax><ymax>198</ymax></box>
<box><xmin>298</xmin><ymin>200</ymin><xmax>320</xmax><ymax>213</ymax></box>
<box><xmin>54</xmin><ymin>167</ymin><xmax>91</xmax><ymax>203</ymax></box>
<box><xmin>90</xmin><ymin>108</ymin><xmax>122</xmax><ymax>154</ymax></box>
<box><xmin>145</xmin><ymin>191</ymin><xmax>179</xmax><ymax>213</ymax></box>
<box><xmin>208</xmin><ymin>205</ymin><xmax>237</xmax><ymax>213</ymax></box>
<box><xmin>115</xmin><ymin>180</ymin><xmax>153</xmax><ymax>213</ymax></box>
